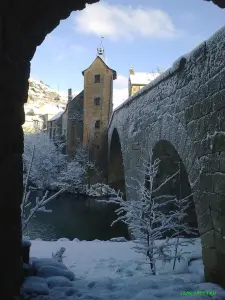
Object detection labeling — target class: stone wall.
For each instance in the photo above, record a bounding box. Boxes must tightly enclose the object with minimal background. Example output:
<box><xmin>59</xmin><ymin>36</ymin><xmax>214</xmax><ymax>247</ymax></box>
<box><xmin>108</xmin><ymin>25</ymin><xmax>225</xmax><ymax>287</ymax></box>
<box><xmin>67</xmin><ymin>91</ymin><xmax>84</xmax><ymax>158</ymax></box>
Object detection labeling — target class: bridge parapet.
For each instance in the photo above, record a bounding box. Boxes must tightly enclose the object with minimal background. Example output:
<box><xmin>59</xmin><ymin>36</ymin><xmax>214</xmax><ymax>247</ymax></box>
<box><xmin>108</xmin><ymin>25</ymin><xmax>225</xmax><ymax>287</ymax></box>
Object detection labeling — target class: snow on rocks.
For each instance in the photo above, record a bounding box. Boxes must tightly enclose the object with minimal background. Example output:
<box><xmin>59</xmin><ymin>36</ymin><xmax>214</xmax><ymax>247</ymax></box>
<box><xmin>110</xmin><ymin>237</ymin><xmax>127</xmax><ymax>242</ymax></box>
<box><xmin>26</xmin><ymin>238</ymin><xmax>225</xmax><ymax>300</ymax></box>
<box><xmin>46</xmin><ymin>276</ymin><xmax>73</xmax><ymax>288</ymax></box>
<box><xmin>22</xmin><ymin>277</ymin><xmax>49</xmax><ymax>295</ymax></box>
<box><xmin>32</xmin><ymin>258</ymin><xmax>68</xmax><ymax>271</ymax></box>
<box><xmin>21</xmin><ymin>257</ymin><xmax>76</xmax><ymax>300</ymax></box>
<box><xmin>36</xmin><ymin>265</ymin><xmax>75</xmax><ymax>281</ymax></box>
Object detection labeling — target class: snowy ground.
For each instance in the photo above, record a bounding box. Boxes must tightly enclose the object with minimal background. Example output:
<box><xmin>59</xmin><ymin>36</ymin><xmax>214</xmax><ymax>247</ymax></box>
<box><xmin>27</xmin><ymin>238</ymin><xmax>225</xmax><ymax>300</ymax></box>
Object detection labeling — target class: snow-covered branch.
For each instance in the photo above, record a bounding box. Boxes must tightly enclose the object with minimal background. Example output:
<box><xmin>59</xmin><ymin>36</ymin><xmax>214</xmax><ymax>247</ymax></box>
<box><xmin>101</xmin><ymin>151</ymin><xmax>198</xmax><ymax>275</ymax></box>
<box><xmin>23</xmin><ymin>132</ymin><xmax>66</xmax><ymax>190</ymax></box>
<box><xmin>22</xmin><ymin>187</ymin><xmax>67</xmax><ymax>232</ymax></box>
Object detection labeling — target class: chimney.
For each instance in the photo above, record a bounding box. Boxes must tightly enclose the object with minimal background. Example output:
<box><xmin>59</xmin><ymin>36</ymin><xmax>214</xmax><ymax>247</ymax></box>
<box><xmin>129</xmin><ymin>67</ymin><xmax>135</xmax><ymax>75</ymax></box>
<box><xmin>68</xmin><ymin>88</ymin><xmax>72</xmax><ymax>102</ymax></box>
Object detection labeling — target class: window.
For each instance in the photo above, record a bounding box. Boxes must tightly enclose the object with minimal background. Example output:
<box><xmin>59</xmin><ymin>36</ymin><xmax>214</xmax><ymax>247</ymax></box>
<box><xmin>95</xmin><ymin>74</ymin><xmax>100</xmax><ymax>83</ymax></box>
<box><xmin>95</xmin><ymin>120</ymin><xmax>100</xmax><ymax>129</ymax></box>
<box><xmin>94</xmin><ymin>97</ymin><xmax>100</xmax><ymax>106</ymax></box>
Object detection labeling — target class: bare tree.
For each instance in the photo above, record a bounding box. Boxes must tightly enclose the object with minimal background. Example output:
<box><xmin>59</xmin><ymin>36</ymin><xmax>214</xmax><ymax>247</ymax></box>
<box><xmin>97</xmin><ymin>151</ymin><xmax>198</xmax><ymax>275</ymax></box>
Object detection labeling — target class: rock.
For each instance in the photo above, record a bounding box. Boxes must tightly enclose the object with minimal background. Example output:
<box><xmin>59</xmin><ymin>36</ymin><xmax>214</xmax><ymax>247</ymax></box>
<box><xmin>22</xmin><ymin>239</ymin><xmax>31</xmax><ymax>264</ymax></box>
<box><xmin>21</xmin><ymin>276</ymin><xmax>49</xmax><ymax>295</ymax></box>
<box><xmin>46</xmin><ymin>276</ymin><xmax>73</xmax><ymax>288</ymax></box>
<box><xmin>110</xmin><ymin>237</ymin><xmax>127</xmax><ymax>242</ymax></box>
<box><xmin>32</xmin><ymin>258</ymin><xmax>67</xmax><ymax>271</ymax></box>
<box><xmin>50</xmin><ymin>286</ymin><xmax>77</xmax><ymax>296</ymax></box>
<box><xmin>73</xmin><ymin>238</ymin><xmax>80</xmax><ymax>242</ymax></box>
<box><xmin>57</xmin><ymin>238</ymin><xmax>70</xmax><ymax>242</ymax></box>
<box><xmin>36</xmin><ymin>265</ymin><xmax>75</xmax><ymax>281</ymax></box>
<box><xmin>23</xmin><ymin>263</ymin><xmax>35</xmax><ymax>277</ymax></box>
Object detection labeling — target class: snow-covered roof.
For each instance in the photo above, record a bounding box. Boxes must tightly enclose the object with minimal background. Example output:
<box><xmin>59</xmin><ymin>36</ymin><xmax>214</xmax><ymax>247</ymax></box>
<box><xmin>48</xmin><ymin>111</ymin><xmax>64</xmax><ymax>122</ymax></box>
<box><xmin>39</xmin><ymin>104</ymin><xmax>64</xmax><ymax>115</ymax></box>
<box><xmin>24</xmin><ymin>115</ymin><xmax>43</xmax><ymax>122</ymax></box>
<box><xmin>129</xmin><ymin>72</ymin><xmax>161</xmax><ymax>85</ymax></box>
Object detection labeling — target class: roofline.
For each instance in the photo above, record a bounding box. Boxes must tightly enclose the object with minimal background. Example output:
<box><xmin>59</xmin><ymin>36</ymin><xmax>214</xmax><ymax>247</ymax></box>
<box><xmin>47</xmin><ymin>111</ymin><xmax>64</xmax><ymax>122</ymax></box>
<box><xmin>82</xmin><ymin>56</ymin><xmax>117</xmax><ymax>80</ymax></box>
<box><xmin>70</xmin><ymin>90</ymin><xmax>84</xmax><ymax>103</ymax></box>
<box><xmin>130</xmin><ymin>83</ymin><xmax>147</xmax><ymax>86</ymax></box>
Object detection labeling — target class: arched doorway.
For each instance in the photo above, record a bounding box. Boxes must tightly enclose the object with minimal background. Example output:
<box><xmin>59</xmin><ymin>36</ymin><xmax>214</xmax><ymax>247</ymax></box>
<box><xmin>151</xmin><ymin>140</ymin><xmax>199</xmax><ymax>237</ymax></box>
<box><xmin>108</xmin><ymin>128</ymin><xmax>126</xmax><ymax>198</ymax></box>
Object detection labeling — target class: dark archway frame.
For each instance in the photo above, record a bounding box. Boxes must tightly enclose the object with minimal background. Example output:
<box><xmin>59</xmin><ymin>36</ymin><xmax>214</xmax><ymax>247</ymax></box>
<box><xmin>0</xmin><ymin>0</ymin><xmax>223</xmax><ymax>298</ymax></box>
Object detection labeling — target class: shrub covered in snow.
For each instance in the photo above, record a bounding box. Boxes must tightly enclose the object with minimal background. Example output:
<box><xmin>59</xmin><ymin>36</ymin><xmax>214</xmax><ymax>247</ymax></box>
<box><xmin>101</xmin><ymin>152</ymin><xmax>198</xmax><ymax>275</ymax></box>
<box><xmin>23</xmin><ymin>132</ymin><xmax>66</xmax><ymax>190</ymax></box>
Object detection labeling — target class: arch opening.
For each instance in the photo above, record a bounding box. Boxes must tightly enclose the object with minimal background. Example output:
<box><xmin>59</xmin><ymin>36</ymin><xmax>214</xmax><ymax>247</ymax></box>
<box><xmin>151</xmin><ymin>140</ymin><xmax>199</xmax><ymax>238</ymax></box>
<box><xmin>108</xmin><ymin>128</ymin><xmax>129</xmax><ymax>239</ymax></box>
<box><xmin>108</xmin><ymin>129</ymin><xmax>126</xmax><ymax>197</ymax></box>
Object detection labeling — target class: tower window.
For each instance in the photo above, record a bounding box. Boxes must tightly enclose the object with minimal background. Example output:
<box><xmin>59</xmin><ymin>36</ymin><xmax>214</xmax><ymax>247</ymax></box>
<box><xmin>94</xmin><ymin>97</ymin><xmax>100</xmax><ymax>106</ymax></box>
<box><xmin>95</xmin><ymin>74</ymin><xmax>100</xmax><ymax>83</ymax></box>
<box><xmin>95</xmin><ymin>120</ymin><xmax>100</xmax><ymax>129</ymax></box>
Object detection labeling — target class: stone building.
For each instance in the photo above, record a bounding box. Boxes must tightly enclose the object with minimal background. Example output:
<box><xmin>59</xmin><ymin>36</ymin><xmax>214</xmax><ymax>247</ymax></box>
<box><xmin>47</xmin><ymin>110</ymin><xmax>65</xmax><ymax>141</ymax></box>
<box><xmin>47</xmin><ymin>50</ymin><xmax>117</xmax><ymax>176</ymax></box>
<box><xmin>128</xmin><ymin>67</ymin><xmax>160</xmax><ymax>97</ymax></box>
<box><xmin>67</xmin><ymin>90</ymin><xmax>84</xmax><ymax>158</ymax></box>
<box><xmin>82</xmin><ymin>54</ymin><xmax>117</xmax><ymax>174</ymax></box>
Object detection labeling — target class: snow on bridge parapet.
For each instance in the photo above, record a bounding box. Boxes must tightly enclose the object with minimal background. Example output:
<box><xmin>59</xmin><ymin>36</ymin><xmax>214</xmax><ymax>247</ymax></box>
<box><xmin>109</xmin><ymin>55</ymin><xmax>186</xmax><ymax>128</ymax></box>
<box><xmin>109</xmin><ymin>25</ymin><xmax>225</xmax><ymax>129</ymax></box>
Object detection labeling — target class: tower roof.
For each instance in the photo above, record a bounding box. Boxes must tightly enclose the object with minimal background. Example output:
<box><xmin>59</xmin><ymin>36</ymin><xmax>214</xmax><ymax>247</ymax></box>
<box><xmin>82</xmin><ymin>56</ymin><xmax>117</xmax><ymax>80</ymax></box>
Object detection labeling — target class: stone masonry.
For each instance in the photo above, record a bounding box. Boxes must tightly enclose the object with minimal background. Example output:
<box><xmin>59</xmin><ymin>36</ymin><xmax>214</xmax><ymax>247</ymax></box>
<box><xmin>0</xmin><ymin>1</ymin><xmax>98</xmax><ymax>298</ymax></box>
<box><xmin>108</xmin><ymin>25</ymin><xmax>225</xmax><ymax>287</ymax></box>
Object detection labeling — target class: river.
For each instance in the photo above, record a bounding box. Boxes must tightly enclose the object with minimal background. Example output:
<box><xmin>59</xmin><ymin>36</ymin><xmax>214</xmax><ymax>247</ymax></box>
<box><xmin>25</xmin><ymin>191</ymin><xmax>130</xmax><ymax>241</ymax></box>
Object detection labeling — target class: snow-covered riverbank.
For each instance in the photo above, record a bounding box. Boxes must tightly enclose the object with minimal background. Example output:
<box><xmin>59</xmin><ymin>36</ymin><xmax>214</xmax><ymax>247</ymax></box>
<box><xmin>22</xmin><ymin>238</ymin><xmax>225</xmax><ymax>300</ymax></box>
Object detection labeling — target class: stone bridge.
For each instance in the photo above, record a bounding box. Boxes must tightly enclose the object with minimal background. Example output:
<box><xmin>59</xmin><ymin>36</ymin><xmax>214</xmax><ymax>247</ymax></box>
<box><xmin>108</xmin><ymin>26</ymin><xmax>225</xmax><ymax>287</ymax></box>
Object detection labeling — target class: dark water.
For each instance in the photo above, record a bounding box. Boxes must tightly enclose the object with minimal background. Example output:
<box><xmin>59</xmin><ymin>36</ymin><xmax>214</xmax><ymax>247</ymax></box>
<box><xmin>26</xmin><ymin>192</ymin><xmax>129</xmax><ymax>241</ymax></box>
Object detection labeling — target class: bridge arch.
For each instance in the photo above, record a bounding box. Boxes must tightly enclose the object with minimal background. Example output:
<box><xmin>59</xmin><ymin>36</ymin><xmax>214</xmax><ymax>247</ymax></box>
<box><xmin>151</xmin><ymin>139</ymin><xmax>199</xmax><ymax>237</ymax></box>
<box><xmin>108</xmin><ymin>128</ymin><xmax>126</xmax><ymax>197</ymax></box>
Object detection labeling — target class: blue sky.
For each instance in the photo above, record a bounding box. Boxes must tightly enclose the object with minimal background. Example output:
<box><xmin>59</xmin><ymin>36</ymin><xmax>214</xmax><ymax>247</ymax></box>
<box><xmin>31</xmin><ymin>0</ymin><xmax>225</xmax><ymax>108</ymax></box>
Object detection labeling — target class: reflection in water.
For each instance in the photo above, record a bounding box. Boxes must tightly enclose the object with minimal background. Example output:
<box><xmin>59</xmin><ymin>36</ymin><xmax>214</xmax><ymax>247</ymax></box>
<box><xmin>26</xmin><ymin>192</ymin><xmax>129</xmax><ymax>241</ymax></box>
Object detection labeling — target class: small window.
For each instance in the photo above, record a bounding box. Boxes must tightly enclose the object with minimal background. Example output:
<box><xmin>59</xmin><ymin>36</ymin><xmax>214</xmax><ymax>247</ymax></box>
<box><xmin>94</xmin><ymin>97</ymin><xmax>100</xmax><ymax>106</ymax></box>
<box><xmin>95</xmin><ymin>74</ymin><xmax>100</xmax><ymax>83</ymax></box>
<box><xmin>95</xmin><ymin>120</ymin><xmax>100</xmax><ymax>129</ymax></box>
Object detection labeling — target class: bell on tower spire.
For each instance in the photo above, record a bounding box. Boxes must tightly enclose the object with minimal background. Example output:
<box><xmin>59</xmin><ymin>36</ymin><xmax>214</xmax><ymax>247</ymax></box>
<box><xmin>97</xmin><ymin>36</ymin><xmax>105</xmax><ymax>61</ymax></box>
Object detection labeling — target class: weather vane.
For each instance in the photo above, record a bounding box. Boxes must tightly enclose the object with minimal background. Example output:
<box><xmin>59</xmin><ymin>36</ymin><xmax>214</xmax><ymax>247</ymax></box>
<box><xmin>97</xmin><ymin>36</ymin><xmax>105</xmax><ymax>60</ymax></box>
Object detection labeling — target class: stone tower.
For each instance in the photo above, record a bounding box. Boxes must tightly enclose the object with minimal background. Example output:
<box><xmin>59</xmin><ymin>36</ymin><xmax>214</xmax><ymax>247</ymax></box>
<box><xmin>82</xmin><ymin>52</ymin><xmax>117</xmax><ymax>177</ymax></box>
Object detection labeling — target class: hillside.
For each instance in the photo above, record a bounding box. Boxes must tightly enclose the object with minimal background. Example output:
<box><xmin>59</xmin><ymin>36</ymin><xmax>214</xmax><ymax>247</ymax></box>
<box><xmin>27</xmin><ymin>78</ymin><xmax>67</xmax><ymax>106</ymax></box>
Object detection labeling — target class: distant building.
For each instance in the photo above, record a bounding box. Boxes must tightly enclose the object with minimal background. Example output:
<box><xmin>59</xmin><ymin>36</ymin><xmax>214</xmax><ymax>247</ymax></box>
<box><xmin>82</xmin><ymin>55</ymin><xmax>117</xmax><ymax>172</ymax></box>
<box><xmin>128</xmin><ymin>67</ymin><xmax>161</xmax><ymax>97</ymax></box>
<box><xmin>67</xmin><ymin>91</ymin><xmax>84</xmax><ymax>158</ymax></box>
<box><xmin>47</xmin><ymin>111</ymin><xmax>64</xmax><ymax>140</ymax></box>
<box><xmin>47</xmin><ymin>49</ymin><xmax>117</xmax><ymax>179</ymax></box>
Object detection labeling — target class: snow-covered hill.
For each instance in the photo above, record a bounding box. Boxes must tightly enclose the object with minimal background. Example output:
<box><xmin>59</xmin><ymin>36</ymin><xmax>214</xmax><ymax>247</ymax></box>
<box><xmin>27</xmin><ymin>78</ymin><xmax>67</xmax><ymax>105</ymax></box>
<box><xmin>23</xmin><ymin>79</ymin><xmax>68</xmax><ymax>133</ymax></box>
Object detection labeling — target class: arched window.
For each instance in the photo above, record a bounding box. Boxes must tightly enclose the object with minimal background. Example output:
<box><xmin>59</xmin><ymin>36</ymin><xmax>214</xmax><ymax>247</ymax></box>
<box><xmin>94</xmin><ymin>97</ymin><xmax>100</xmax><ymax>106</ymax></box>
<box><xmin>95</xmin><ymin>120</ymin><xmax>100</xmax><ymax>129</ymax></box>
